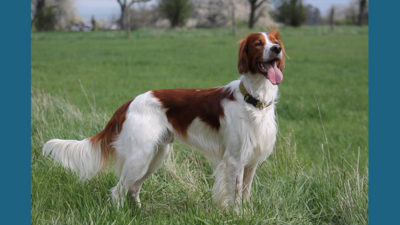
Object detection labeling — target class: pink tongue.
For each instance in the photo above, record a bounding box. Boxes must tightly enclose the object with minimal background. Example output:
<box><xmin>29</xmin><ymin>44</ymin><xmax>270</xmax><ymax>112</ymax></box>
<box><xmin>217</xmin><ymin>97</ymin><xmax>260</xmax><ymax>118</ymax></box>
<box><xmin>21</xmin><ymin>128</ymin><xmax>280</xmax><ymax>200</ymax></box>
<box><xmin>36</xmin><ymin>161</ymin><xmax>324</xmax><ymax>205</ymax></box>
<box><xmin>266</xmin><ymin>62</ymin><xmax>283</xmax><ymax>85</ymax></box>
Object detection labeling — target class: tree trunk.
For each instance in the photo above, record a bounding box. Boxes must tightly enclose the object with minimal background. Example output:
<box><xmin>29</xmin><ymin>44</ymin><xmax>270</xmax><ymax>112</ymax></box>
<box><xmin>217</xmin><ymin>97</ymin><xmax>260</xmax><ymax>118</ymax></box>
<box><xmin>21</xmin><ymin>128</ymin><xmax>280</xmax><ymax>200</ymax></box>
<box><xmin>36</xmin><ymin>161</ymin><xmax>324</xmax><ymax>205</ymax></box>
<box><xmin>118</xmin><ymin>3</ymin><xmax>131</xmax><ymax>37</ymax></box>
<box><xmin>329</xmin><ymin>7</ymin><xmax>335</xmax><ymax>31</ymax></box>
<box><xmin>125</xmin><ymin>9</ymin><xmax>131</xmax><ymax>38</ymax></box>
<box><xmin>119</xmin><ymin>5</ymin><xmax>126</xmax><ymax>29</ymax></box>
<box><xmin>249</xmin><ymin>3</ymin><xmax>255</xmax><ymax>28</ymax></box>
<box><xmin>231</xmin><ymin>2</ymin><xmax>236</xmax><ymax>36</ymax></box>
<box><xmin>32</xmin><ymin>0</ymin><xmax>46</xmax><ymax>27</ymax></box>
<box><xmin>358</xmin><ymin>0</ymin><xmax>366</xmax><ymax>26</ymax></box>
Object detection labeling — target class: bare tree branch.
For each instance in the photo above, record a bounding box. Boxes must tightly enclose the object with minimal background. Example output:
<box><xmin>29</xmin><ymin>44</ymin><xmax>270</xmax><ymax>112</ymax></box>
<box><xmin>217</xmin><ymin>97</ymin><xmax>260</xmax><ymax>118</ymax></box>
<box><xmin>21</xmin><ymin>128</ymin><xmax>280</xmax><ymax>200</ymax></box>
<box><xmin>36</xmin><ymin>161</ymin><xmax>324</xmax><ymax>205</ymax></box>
<box><xmin>254</xmin><ymin>9</ymin><xmax>264</xmax><ymax>23</ymax></box>
<box><xmin>247</xmin><ymin>0</ymin><xmax>267</xmax><ymax>28</ymax></box>
<box><xmin>115</xmin><ymin>0</ymin><xmax>151</xmax><ymax>34</ymax></box>
<box><xmin>128</xmin><ymin>0</ymin><xmax>149</xmax><ymax>7</ymax></box>
<box><xmin>254</xmin><ymin>0</ymin><xmax>265</xmax><ymax>10</ymax></box>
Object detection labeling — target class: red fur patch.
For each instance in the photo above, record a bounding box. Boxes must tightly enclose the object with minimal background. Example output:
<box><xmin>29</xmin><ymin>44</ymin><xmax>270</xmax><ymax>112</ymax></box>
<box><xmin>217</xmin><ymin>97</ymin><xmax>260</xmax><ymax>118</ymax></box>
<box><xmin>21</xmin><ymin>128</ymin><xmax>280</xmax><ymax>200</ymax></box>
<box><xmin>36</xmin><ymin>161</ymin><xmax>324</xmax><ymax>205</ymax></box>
<box><xmin>90</xmin><ymin>99</ymin><xmax>133</xmax><ymax>166</ymax></box>
<box><xmin>152</xmin><ymin>87</ymin><xmax>235</xmax><ymax>136</ymax></box>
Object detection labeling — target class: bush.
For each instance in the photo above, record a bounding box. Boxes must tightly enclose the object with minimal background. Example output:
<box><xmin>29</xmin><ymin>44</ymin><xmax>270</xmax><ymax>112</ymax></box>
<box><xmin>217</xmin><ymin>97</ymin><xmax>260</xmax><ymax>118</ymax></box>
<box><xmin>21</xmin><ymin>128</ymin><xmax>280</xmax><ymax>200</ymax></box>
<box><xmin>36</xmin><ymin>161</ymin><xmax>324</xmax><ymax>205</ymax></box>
<box><xmin>274</xmin><ymin>0</ymin><xmax>306</xmax><ymax>27</ymax></box>
<box><xmin>159</xmin><ymin>0</ymin><xmax>193</xmax><ymax>27</ymax></box>
<box><xmin>35</xmin><ymin>6</ymin><xmax>58</xmax><ymax>31</ymax></box>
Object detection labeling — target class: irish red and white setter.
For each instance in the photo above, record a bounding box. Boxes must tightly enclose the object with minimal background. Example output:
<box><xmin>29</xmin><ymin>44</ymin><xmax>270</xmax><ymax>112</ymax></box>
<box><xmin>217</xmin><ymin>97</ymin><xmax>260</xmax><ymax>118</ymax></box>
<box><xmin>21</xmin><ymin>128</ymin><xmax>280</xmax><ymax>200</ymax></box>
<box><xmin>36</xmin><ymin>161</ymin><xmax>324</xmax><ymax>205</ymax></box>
<box><xmin>43</xmin><ymin>30</ymin><xmax>286</xmax><ymax>210</ymax></box>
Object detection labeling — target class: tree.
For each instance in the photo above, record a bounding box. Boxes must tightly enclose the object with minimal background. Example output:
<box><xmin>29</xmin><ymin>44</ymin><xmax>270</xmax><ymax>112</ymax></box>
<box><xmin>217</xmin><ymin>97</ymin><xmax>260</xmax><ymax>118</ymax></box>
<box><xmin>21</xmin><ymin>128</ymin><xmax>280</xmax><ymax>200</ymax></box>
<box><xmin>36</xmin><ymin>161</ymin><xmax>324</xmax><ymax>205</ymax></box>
<box><xmin>159</xmin><ymin>0</ymin><xmax>193</xmax><ymax>27</ymax></box>
<box><xmin>55</xmin><ymin>0</ymin><xmax>77</xmax><ymax>30</ymax></box>
<box><xmin>357</xmin><ymin>0</ymin><xmax>367</xmax><ymax>26</ymax></box>
<box><xmin>32</xmin><ymin>0</ymin><xmax>77</xmax><ymax>31</ymax></box>
<box><xmin>127</xmin><ymin>6</ymin><xmax>161</xmax><ymax>29</ymax></box>
<box><xmin>116</xmin><ymin>0</ymin><xmax>149</xmax><ymax>32</ymax></box>
<box><xmin>31</xmin><ymin>0</ymin><xmax>41</xmax><ymax>24</ymax></box>
<box><xmin>304</xmin><ymin>4</ymin><xmax>321</xmax><ymax>25</ymax></box>
<box><xmin>275</xmin><ymin>0</ymin><xmax>306</xmax><ymax>27</ymax></box>
<box><xmin>32</xmin><ymin>0</ymin><xmax>46</xmax><ymax>29</ymax></box>
<box><xmin>32</xmin><ymin>0</ymin><xmax>58</xmax><ymax>31</ymax></box>
<box><xmin>247</xmin><ymin>0</ymin><xmax>268</xmax><ymax>28</ymax></box>
<box><xmin>191</xmin><ymin>0</ymin><xmax>234</xmax><ymax>28</ymax></box>
<box><xmin>91</xmin><ymin>16</ymin><xmax>97</xmax><ymax>31</ymax></box>
<box><xmin>230</xmin><ymin>1</ymin><xmax>236</xmax><ymax>36</ymax></box>
<box><xmin>203</xmin><ymin>0</ymin><xmax>228</xmax><ymax>27</ymax></box>
<box><xmin>329</xmin><ymin>6</ymin><xmax>335</xmax><ymax>31</ymax></box>
<box><xmin>192</xmin><ymin>0</ymin><xmax>230</xmax><ymax>28</ymax></box>
<box><xmin>344</xmin><ymin>1</ymin><xmax>357</xmax><ymax>25</ymax></box>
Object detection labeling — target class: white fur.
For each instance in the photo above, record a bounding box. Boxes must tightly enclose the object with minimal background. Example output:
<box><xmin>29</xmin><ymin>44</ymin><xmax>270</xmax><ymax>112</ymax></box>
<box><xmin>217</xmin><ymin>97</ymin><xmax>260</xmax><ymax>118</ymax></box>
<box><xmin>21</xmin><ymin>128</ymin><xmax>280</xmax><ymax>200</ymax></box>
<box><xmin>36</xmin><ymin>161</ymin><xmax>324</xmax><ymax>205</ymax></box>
<box><xmin>43</xmin><ymin>139</ymin><xmax>102</xmax><ymax>180</ymax></box>
<box><xmin>261</xmin><ymin>32</ymin><xmax>283</xmax><ymax>61</ymax></box>
<box><xmin>43</xmin><ymin>73</ymin><xmax>278</xmax><ymax>210</ymax></box>
<box><xmin>43</xmin><ymin>39</ymin><xmax>279</xmax><ymax>210</ymax></box>
<box><xmin>108</xmin><ymin>73</ymin><xmax>277</xmax><ymax>209</ymax></box>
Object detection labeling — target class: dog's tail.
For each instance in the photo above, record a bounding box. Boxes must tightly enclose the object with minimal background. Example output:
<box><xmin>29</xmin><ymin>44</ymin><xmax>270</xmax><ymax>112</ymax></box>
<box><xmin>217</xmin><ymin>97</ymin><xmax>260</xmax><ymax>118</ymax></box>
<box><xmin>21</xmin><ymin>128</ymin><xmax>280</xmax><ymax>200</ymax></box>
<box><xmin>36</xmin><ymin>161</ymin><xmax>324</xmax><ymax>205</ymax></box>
<box><xmin>43</xmin><ymin>138</ymin><xmax>105</xmax><ymax>179</ymax></box>
<box><xmin>43</xmin><ymin>99</ymin><xmax>133</xmax><ymax>180</ymax></box>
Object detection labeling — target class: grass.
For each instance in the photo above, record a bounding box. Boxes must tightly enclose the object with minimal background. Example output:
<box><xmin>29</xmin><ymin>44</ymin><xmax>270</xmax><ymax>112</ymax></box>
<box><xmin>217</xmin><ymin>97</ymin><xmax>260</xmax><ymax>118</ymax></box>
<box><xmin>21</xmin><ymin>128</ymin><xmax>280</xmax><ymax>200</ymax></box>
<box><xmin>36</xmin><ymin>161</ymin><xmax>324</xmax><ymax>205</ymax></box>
<box><xmin>31</xmin><ymin>26</ymin><xmax>368</xmax><ymax>224</ymax></box>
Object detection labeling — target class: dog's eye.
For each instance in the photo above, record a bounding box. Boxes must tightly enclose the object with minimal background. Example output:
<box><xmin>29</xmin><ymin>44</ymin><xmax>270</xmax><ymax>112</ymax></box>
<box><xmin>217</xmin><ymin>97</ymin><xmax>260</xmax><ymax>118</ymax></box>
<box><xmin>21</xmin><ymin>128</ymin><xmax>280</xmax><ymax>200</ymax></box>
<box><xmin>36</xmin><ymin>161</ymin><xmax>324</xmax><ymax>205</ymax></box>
<box><xmin>255</xmin><ymin>40</ymin><xmax>263</xmax><ymax>46</ymax></box>
<box><xmin>274</xmin><ymin>41</ymin><xmax>279</xmax><ymax>44</ymax></box>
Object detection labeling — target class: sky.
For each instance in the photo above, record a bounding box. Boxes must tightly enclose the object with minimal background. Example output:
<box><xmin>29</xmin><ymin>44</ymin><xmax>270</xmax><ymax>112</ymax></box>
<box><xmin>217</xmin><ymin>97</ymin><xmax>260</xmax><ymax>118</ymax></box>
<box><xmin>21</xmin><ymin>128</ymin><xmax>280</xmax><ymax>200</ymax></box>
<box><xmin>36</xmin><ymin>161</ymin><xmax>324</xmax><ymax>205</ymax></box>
<box><xmin>75</xmin><ymin>0</ymin><xmax>353</xmax><ymax>21</ymax></box>
<box><xmin>304</xmin><ymin>0</ymin><xmax>352</xmax><ymax>14</ymax></box>
<box><xmin>75</xmin><ymin>0</ymin><xmax>120</xmax><ymax>21</ymax></box>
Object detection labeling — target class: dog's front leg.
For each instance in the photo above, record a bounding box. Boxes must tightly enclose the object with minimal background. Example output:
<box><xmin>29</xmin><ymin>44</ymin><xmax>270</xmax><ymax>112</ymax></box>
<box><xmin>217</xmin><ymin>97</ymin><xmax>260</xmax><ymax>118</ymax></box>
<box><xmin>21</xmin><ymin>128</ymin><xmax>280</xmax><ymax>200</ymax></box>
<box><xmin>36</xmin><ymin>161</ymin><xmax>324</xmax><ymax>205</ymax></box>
<box><xmin>242</xmin><ymin>164</ymin><xmax>257</xmax><ymax>202</ymax></box>
<box><xmin>212</xmin><ymin>157</ymin><xmax>244</xmax><ymax>212</ymax></box>
<box><xmin>234</xmin><ymin>167</ymin><xmax>244</xmax><ymax>207</ymax></box>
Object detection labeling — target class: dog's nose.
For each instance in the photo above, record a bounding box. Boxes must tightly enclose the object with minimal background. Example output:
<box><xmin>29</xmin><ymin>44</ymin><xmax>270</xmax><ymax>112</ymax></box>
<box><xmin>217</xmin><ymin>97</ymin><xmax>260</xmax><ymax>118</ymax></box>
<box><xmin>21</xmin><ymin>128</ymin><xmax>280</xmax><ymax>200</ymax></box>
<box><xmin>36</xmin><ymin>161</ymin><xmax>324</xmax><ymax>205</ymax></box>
<box><xmin>271</xmin><ymin>45</ymin><xmax>281</xmax><ymax>54</ymax></box>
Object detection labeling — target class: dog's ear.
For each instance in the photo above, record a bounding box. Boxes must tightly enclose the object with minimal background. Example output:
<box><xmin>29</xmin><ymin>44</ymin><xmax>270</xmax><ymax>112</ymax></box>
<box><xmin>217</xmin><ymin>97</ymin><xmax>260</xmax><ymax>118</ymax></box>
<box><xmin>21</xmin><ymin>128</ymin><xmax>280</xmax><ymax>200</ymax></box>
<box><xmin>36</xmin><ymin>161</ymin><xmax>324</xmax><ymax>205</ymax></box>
<box><xmin>269</xmin><ymin>29</ymin><xmax>281</xmax><ymax>39</ymax></box>
<box><xmin>238</xmin><ymin>36</ymin><xmax>249</xmax><ymax>74</ymax></box>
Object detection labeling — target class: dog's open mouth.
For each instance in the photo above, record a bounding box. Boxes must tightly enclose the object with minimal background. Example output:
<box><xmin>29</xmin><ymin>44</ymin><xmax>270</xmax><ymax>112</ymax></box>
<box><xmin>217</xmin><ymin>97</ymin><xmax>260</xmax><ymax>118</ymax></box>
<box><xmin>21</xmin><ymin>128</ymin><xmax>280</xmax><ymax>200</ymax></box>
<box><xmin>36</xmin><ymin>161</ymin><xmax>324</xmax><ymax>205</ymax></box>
<box><xmin>257</xmin><ymin>60</ymin><xmax>283</xmax><ymax>85</ymax></box>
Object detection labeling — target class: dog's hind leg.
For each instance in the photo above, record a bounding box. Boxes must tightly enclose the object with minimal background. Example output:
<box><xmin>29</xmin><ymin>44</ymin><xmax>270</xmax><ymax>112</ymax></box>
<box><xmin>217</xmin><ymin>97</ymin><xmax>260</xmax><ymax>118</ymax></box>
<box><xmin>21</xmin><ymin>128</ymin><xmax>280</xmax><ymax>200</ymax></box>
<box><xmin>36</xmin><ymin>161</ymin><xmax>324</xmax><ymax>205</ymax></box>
<box><xmin>110</xmin><ymin>137</ymin><xmax>163</xmax><ymax>208</ymax></box>
<box><xmin>128</xmin><ymin>143</ymin><xmax>172</xmax><ymax>207</ymax></box>
<box><xmin>111</xmin><ymin>147</ymin><xmax>155</xmax><ymax>208</ymax></box>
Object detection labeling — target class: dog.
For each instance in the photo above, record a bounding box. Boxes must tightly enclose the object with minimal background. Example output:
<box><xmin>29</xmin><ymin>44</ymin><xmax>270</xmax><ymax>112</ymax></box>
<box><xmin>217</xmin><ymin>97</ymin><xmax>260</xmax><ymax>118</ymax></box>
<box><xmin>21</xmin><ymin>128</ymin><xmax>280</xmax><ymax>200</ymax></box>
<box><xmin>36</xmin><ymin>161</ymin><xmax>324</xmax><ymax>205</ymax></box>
<box><xmin>43</xmin><ymin>30</ymin><xmax>285</xmax><ymax>210</ymax></box>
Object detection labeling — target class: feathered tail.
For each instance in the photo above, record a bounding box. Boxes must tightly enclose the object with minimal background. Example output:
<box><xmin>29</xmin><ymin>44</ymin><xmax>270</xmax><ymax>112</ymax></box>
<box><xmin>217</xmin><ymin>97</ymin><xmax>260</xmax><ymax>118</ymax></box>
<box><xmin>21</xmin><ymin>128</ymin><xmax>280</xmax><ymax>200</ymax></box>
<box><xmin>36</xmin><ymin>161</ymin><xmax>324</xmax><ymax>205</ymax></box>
<box><xmin>42</xmin><ymin>99</ymin><xmax>133</xmax><ymax>180</ymax></box>
<box><xmin>43</xmin><ymin>138</ymin><xmax>104</xmax><ymax>179</ymax></box>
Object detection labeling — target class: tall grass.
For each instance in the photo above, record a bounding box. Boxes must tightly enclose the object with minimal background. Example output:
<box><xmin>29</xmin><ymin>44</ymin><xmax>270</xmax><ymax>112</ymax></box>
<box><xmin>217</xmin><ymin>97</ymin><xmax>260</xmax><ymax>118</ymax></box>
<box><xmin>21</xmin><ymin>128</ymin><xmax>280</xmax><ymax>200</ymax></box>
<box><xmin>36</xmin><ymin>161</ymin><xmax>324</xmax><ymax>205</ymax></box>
<box><xmin>31</xmin><ymin>87</ymin><xmax>367</xmax><ymax>224</ymax></box>
<box><xmin>32</xmin><ymin>27</ymin><xmax>368</xmax><ymax>224</ymax></box>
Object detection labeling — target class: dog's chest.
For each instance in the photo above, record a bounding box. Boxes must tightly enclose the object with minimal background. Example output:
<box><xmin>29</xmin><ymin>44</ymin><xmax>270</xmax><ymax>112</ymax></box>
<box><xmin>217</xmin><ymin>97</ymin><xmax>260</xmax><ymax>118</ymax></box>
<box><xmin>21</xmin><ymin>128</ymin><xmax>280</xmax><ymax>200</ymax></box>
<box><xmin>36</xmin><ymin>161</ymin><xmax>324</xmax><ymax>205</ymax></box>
<box><xmin>246</xmin><ymin>107</ymin><xmax>277</xmax><ymax>163</ymax></box>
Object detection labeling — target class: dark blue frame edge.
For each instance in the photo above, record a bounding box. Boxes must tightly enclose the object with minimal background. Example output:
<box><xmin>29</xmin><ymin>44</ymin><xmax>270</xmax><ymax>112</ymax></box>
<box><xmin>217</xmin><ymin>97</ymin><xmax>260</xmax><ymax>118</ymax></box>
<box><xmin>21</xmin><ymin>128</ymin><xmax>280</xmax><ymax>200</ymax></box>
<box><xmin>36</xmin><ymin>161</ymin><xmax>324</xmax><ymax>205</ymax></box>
<box><xmin>0</xmin><ymin>1</ymin><xmax>31</xmax><ymax>224</ymax></box>
<box><xmin>369</xmin><ymin>1</ymin><xmax>400</xmax><ymax>224</ymax></box>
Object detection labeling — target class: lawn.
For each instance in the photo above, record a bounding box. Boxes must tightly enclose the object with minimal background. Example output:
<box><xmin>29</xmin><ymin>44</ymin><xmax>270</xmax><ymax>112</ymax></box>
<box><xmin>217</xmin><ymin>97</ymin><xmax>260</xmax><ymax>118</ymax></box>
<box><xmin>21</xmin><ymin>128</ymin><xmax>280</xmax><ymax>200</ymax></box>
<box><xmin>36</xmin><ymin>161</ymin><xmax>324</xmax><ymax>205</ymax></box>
<box><xmin>31</xmin><ymin>26</ymin><xmax>368</xmax><ymax>224</ymax></box>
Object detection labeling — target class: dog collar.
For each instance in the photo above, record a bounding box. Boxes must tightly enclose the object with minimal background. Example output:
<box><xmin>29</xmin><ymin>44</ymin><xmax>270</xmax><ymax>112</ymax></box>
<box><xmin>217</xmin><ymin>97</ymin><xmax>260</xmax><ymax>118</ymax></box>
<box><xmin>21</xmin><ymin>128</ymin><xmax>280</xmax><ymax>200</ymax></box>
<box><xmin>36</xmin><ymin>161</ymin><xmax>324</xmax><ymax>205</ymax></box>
<box><xmin>239</xmin><ymin>81</ymin><xmax>272</xmax><ymax>110</ymax></box>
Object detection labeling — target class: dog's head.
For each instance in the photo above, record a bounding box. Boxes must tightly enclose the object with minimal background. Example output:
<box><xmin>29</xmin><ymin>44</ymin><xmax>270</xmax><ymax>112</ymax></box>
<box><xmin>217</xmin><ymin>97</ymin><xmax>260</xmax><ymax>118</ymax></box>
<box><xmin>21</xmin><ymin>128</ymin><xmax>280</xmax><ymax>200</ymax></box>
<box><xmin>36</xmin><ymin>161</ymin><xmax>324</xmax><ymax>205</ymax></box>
<box><xmin>238</xmin><ymin>30</ymin><xmax>285</xmax><ymax>85</ymax></box>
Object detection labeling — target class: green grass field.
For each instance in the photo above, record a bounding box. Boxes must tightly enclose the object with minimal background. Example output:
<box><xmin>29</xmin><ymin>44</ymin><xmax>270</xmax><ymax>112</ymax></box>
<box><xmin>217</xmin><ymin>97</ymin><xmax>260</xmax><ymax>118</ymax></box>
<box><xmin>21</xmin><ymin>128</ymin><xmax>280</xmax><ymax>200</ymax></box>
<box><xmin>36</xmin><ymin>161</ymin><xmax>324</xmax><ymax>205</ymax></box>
<box><xmin>31</xmin><ymin>26</ymin><xmax>368</xmax><ymax>224</ymax></box>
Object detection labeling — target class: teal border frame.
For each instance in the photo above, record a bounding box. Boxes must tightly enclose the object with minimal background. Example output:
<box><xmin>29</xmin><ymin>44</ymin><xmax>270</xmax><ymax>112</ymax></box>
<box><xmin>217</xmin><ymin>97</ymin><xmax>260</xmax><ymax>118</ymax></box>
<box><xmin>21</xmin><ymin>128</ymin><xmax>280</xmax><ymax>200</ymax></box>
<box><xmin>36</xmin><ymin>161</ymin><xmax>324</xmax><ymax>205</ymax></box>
<box><xmin>369</xmin><ymin>1</ymin><xmax>400</xmax><ymax>224</ymax></box>
<box><xmin>0</xmin><ymin>1</ymin><xmax>31</xmax><ymax>224</ymax></box>
<box><xmin>0</xmin><ymin>0</ymin><xmax>398</xmax><ymax>224</ymax></box>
